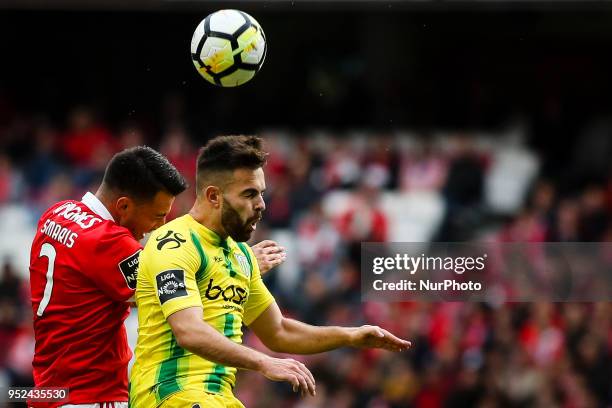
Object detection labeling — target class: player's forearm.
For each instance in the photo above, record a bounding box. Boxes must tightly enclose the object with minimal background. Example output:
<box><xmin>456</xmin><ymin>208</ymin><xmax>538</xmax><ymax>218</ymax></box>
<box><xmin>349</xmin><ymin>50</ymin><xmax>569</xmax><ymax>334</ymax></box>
<box><xmin>269</xmin><ymin>318</ymin><xmax>356</xmax><ymax>354</ymax></box>
<box><xmin>174</xmin><ymin>318</ymin><xmax>267</xmax><ymax>372</ymax></box>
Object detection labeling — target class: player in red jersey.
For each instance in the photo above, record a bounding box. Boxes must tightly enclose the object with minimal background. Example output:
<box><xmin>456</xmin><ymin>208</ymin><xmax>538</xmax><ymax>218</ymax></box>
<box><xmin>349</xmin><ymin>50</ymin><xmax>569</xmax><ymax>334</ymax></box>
<box><xmin>29</xmin><ymin>146</ymin><xmax>189</xmax><ymax>408</ymax></box>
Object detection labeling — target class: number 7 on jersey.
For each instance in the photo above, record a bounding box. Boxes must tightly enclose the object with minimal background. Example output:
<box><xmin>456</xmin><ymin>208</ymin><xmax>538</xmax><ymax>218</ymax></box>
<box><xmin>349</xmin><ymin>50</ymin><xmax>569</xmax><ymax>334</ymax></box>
<box><xmin>37</xmin><ymin>243</ymin><xmax>56</xmax><ymax>317</ymax></box>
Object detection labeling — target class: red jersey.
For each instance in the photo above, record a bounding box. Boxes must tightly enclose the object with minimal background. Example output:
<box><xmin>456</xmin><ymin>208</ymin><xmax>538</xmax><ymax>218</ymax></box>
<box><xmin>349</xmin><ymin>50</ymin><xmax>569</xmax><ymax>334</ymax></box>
<box><xmin>29</xmin><ymin>193</ymin><xmax>141</xmax><ymax>407</ymax></box>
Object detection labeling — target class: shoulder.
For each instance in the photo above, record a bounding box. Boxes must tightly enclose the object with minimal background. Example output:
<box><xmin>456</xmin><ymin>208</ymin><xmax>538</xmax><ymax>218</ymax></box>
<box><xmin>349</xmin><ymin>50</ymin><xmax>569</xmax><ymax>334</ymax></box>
<box><xmin>46</xmin><ymin>199</ymin><xmax>120</xmax><ymax>239</ymax></box>
<box><xmin>140</xmin><ymin>216</ymin><xmax>201</xmax><ymax>273</ymax></box>
<box><xmin>44</xmin><ymin>199</ymin><xmax>74</xmax><ymax>215</ymax></box>
<box><xmin>145</xmin><ymin>216</ymin><xmax>193</xmax><ymax>253</ymax></box>
<box><xmin>79</xmin><ymin>223</ymin><xmax>141</xmax><ymax>277</ymax></box>
<box><xmin>86</xmin><ymin>220</ymin><xmax>138</xmax><ymax>248</ymax></box>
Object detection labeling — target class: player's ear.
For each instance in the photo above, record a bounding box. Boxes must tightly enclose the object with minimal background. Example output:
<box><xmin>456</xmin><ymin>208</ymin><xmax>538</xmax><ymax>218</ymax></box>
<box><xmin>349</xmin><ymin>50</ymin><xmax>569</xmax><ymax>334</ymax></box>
<box><xmin>115</xmin><ymin>196</ymin><xmax>135</xmax><ymax>216</ymax></box>
<box><xmin>204</xmin><ymin>186</ymin><xmax>222</xmax><ymax>208</ymax></box>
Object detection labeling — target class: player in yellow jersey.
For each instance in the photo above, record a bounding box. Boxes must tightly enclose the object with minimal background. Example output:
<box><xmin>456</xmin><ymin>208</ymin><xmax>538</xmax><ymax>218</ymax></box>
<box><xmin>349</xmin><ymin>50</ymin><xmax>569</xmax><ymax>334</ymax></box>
<box><xmin>130</xmin><ymin>135</ymin><xmax>411</xmax><ymax>408</ymax></box>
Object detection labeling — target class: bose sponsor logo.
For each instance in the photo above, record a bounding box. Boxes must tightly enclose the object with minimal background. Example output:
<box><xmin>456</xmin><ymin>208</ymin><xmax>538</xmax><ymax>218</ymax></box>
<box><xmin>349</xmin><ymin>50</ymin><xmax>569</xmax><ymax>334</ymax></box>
<box><xmin>204</xmin><ymin>278</ymin><xmax>248</xmax><ymax>305</ymax></box>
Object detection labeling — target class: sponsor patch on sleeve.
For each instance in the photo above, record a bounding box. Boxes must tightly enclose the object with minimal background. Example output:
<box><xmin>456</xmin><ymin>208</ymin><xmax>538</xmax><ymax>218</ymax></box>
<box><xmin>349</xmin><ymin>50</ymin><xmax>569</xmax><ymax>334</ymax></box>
<box><xmin>156</xmin><ymin>269</ymin><xmax>188</xmax><ymax>304</ymax></box>
<box><xmin>118</xmin><ymin>250</ymin><xmax>141</xmax><ymax>290</ymax></box>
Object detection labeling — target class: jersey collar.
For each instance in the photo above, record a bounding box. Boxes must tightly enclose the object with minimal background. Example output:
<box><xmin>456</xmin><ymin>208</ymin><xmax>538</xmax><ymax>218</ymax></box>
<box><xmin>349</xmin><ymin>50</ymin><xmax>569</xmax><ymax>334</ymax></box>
<box><xmin>185</xmin><ymin>214</ymin><xmax>232</xmax><ymax>250</ymax></box>
<box><xmin>81</xmin><ymin>192</ymin><xmax>115</xmax><ymax>222</ymax></box>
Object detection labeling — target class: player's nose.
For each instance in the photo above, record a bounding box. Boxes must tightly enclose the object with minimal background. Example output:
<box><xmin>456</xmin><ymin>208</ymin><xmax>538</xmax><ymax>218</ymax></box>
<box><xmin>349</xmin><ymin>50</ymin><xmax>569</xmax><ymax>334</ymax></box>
<box><xmin>254</xmin><ymin>195</ymin><xmax>265</xmax><ymax>212</ymax></box>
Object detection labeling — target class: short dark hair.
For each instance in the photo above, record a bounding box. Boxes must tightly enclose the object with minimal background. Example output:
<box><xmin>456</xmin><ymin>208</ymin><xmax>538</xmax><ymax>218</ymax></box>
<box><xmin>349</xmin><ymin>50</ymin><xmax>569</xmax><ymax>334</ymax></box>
<box><xmin>102</xmin><ymin>146</ymin><xmax>188</xmax><ymax>201</ymax></box>
<box><xmin>196</xmin><ymin>135</ymin><xmax>268</xmax><ymax>193</ymax></box>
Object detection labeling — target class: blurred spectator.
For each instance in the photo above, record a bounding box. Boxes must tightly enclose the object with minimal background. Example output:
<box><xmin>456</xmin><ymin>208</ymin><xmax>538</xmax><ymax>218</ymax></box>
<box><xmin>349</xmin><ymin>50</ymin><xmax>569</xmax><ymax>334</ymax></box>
<box><xmin>296</xmin><ymin>202</ymin><xmax>341</xmax><ymax>272</ymax></box>
<box><xmin>279</xmin><ymin>140</ymin><xmax>326</xmax><ymax>228</ymax></box>
<box><xmin>579</xmin><ymin>185</ymin><xmax>610</xmax><ymax>241</ymax></box>
<box><xmin>337</xmin><ymin>184</ymin><xmax>388</xmax><ymax>243</ymax></box>
<box><xmin>117</xmin><ymin>123</ymin><xmax>146</xmax><ymax>150</ymax></box>
<box><xmin>60</xmin><ymin>106</ymin><xmax>117</xmax><ymax>167</ymax></box>
<box><xmin>158</xmin><ymin>124</ymin><xmax>196</xmax><ymax>181</ymax></box>
<box><xmin>527</xmin><ymin>179</ymin><xmax>556</xmax><ymax>228</ymax></box>
<box><xmin>436</xmin><ymin>135</ymin><xmax>486</xmax><ymax>241</ymax></box>
<box><xmin>0</xmin><ymin>261</ymin><xmax>24</xmax><ymax>329</ymax></box>
<box><xmin>501</xmin><ymin>209</ymin><xmax>547</xmax><ymax>243</ymax></box>
<box><xmin>33</xmin><ymin>172</ymin><xmax>74</xmax><ymax>216</ymax></box>
<box><xmin>324</xmin><ymin>140</ymin><xmax>362</xmax><ymax>189</ymax></box>
<box><xmin>362</xmin><ymin>135</ymin><xmax>399</xmax><ymax>190</ymax></box>
<box><xmin>0</xmin><ymin>153</ymin><xmax>20</xmax><ymax>203</ymax></box>
<box><xmin>399</xmin><ymin>139</ymin><xmax>448</xmax><ymax>192</ymax></box>
<box><xmin>23</xmin><ymin>121</ymin><xmax>62</xmax><ymax>195</ymax></box>
<box><xmin>443</xmin><ymin>135</ymin><xmax>486</xmax><ymax>208</ymax></box>
<box><xmin>571</xmin><ymin>117</ymin><xmax>612</xmax><ymax>185</ymax></box>
<box><xmin>265</xmin><ymin>173</ymin><xmax>292</xmax><ymax>228</ymax></box>
<box><xmin>159</xmin><ymin>125</ymin><xmax>197</xmax><ymax>218</ymax></box>
<box><xmin>547</xmin><ymin>199</ymin><xmax>581</xmax><ymax>242</ymax></box>
<box><xmin>5</xmin><ymin>323</ymin><xmax>35</xmax><ymax>387</ymax></box>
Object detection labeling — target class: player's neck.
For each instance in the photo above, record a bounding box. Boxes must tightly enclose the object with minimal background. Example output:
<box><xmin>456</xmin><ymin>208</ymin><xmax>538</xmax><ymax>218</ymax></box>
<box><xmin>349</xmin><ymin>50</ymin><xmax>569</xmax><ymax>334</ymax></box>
<box><xmin>94</xmin><ymin>189</ymin><xmax>121</xmax><ymax>222</ymax></box>
<box><xmin>189</xmin><ymin>202</ymin><xmax>229</xmax><ymax>240</ymax></box>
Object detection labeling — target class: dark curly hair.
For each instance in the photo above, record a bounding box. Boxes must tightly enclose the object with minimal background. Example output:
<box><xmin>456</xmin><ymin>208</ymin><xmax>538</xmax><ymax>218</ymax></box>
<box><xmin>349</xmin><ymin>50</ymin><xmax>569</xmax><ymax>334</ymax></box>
<box><xmin>196</xmin><ymin>135</ymin><xmax>268</xmax><ymax>193</ymax></box>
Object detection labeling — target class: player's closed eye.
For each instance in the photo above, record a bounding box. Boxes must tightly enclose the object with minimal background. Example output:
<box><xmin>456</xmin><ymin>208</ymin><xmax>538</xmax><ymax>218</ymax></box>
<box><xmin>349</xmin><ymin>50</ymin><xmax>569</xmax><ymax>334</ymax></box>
<box><xmin>243</xmin><ymin>191</ymin><xmax>261</xmax><ymax>199</ymax></box>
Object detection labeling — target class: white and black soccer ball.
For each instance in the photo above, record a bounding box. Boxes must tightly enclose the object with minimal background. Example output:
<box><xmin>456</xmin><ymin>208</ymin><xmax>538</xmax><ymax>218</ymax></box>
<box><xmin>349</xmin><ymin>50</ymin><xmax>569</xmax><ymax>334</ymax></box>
<box><xmin>190</xmin><ymin>9</ymin><xmax>267</xmax><ymax>87</ymax></box>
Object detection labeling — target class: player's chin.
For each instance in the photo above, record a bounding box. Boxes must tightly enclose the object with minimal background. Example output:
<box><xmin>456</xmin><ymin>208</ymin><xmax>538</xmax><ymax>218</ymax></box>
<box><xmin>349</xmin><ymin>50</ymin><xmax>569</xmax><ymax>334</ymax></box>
<box><xmin>233</xmin><ymin>228</ymin><xmax>254</xmax><ymax>243</ymax></box>
<box><xmin>130</xmin><ymin>229</ymin><xmax>145</xmax><ymax>241</ymax></box>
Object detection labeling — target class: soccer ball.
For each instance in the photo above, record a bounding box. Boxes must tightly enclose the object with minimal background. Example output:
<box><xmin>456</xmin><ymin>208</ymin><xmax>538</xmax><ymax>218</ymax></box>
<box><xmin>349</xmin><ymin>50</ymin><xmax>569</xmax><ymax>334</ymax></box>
<box><xmin>190</xmin><ymin>9</ymin><xmax>267</xmax><ymax>87</ymax></box>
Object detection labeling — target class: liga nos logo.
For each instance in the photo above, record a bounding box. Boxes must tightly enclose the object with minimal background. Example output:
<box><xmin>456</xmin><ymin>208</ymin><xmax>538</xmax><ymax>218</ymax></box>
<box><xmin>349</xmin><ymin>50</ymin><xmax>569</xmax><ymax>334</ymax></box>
<box><xmin>156</xmin><ymin>269</ymin><xmax>188</xmax><ymax>304</ymax></box>
<box><xmin>118</xmin><ymin>250</ymin><xmax>141</xmax><ymax>290</ymax></box>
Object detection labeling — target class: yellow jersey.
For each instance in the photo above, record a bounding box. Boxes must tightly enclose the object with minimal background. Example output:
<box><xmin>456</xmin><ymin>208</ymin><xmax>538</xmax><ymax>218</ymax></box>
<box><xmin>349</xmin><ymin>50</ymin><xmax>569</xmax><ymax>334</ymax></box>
<box><xmin>129</xmin><ymin>214</ymin><xmax>275</xmax><ymax>407</ymax></box>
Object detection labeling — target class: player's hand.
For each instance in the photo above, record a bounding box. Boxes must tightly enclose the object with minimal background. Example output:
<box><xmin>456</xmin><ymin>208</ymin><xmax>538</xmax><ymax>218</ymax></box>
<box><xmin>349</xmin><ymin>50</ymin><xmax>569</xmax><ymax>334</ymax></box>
<box><xmin>349</xmin><ymin>325</ymin><xmax>412</xmax><ymax>352</ymax></box>
<box><xmin>258</xmin><ymin>356</ymin><xmax>316</xmax><ymax>397</ymax></box>
<box><xmin>251</xmin><ymin>240</ymin><xmax>286</xmax><ymax>275</ymax></box>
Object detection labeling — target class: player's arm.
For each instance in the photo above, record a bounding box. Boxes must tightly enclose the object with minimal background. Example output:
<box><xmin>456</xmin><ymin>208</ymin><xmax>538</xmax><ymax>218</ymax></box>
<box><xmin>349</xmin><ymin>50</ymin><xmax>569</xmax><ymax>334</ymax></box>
<box><xmin>249</xmin><ymin>302</ymin><xmax>412</xmax><ymax>354</ymax></box>
<box><xmin>251</xmin><ymin>240</ymin><xmax>285</xmax><ymax>275</ymax></box>
<box><xmin>166</xmin><ymin>306</ymin><xmax>316</xmax><ymax>396</ymax></box>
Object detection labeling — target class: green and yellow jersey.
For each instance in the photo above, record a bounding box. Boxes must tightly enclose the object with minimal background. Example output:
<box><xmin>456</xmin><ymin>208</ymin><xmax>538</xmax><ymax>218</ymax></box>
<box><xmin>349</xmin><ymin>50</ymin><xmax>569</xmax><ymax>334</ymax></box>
<box><xmin>129</xmin><ymin>214</ymin><xmax>275</xmax><ymax>407</ymax></box>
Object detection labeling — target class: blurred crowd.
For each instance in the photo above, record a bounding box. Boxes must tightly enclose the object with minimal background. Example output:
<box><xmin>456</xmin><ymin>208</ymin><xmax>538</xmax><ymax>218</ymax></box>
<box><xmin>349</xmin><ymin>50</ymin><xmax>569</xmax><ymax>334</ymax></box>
<box><xmin>0</xmin><ymin>104</ymin><xmax>611</xmax><ymax>408</ymax></box>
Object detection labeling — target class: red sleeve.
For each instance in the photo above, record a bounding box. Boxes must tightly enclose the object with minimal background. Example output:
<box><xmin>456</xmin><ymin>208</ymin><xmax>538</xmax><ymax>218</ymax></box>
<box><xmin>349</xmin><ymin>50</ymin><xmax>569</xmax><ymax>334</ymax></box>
<box><xmin>83</xmin><ymin>225</ymin><xmax>142</xmax><ymax>302</ymax></box>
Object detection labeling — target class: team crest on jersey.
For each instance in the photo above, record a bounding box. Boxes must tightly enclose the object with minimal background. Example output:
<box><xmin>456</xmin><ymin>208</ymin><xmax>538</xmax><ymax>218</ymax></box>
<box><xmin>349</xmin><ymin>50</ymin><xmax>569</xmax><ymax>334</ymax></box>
<box><xmin>118</xmin><ymin>250</ymin><xmax>141</xmax><ymax>290</ymax></box>
<box><xmin>156</xmin><ymin>230</ymin><xmax>186</xmax><ymax>250</ymax></box>
<box><xmin>156</xmin><ymin>269</ymin><xmax>188</xmax><ymax>304</ymax></box>
<box><xmin>235</xmin><ymin>253</ymin><xmax>251</xmax><ymax>278</ymax></box>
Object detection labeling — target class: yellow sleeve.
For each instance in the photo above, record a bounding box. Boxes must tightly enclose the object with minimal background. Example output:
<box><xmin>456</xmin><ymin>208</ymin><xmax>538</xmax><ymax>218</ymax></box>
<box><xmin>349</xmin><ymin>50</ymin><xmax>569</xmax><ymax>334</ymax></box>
<box><xmin>141</xmin><ymin>229</ymin><xmax>203</xmax><ymax>319</ymax></box>
<box><xmin>242</xmin><ymin>245</ymin><xmax>275</xmax><ymax>326</ymax></box>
